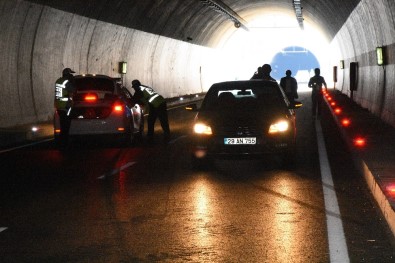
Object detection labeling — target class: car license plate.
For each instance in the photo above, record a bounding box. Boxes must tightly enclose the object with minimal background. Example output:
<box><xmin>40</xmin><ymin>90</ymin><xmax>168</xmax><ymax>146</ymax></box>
<box><xmin>224</xmin><ymin>137</ymin><xmax>256</xmax><ymax>145</ymax></box>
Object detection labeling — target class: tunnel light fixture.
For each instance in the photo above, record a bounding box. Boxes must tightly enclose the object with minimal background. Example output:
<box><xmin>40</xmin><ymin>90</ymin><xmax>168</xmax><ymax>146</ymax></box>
<box><xmin>200</xmin><ymin>0</ymin><xmax>248</xmax><ymax>31</ymax></box>
<box><xmin>293</xmin><ymin>0</ymin><xmax>304</xmax><ymax>30</ymax></box>
<box><xmin>119</xmin><ymin>61</ymin><xmax>127</xmax><ymax>74</ymax></box>
<box><xmin>376</xmin><ymin>47</ymin><xmax>385</xmax><ymax>66</ymax></box>
<box><xmin>340</xmin><ymin>60</ymin><xmax>344</xmax><ymax>69</ymax></box>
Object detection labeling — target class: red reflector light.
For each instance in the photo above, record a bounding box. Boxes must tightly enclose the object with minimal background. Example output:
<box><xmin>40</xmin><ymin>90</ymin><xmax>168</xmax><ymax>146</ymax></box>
<box><xmin>84</xmin><ymin>93</ymin><xmax>98</xmax><ymax>102</ymax></box>
<box><xmin>330</xmin><ymin>102</ymin><xmax>336</xmax><ymax>107</ymax></box>
<box><xmin>341</xmin><ymin>118</ymin><xmax>351</xmax><ymax>127</ymax></box>
<box><xmin>353</xmin><ymin>137</ymin><xmax>366</xmax><ymax>147</ymax></box>
<box><xmin>334</xmin><ymin>107</ymin><xmax>342</xmax><ymax>115</ymax></box>
<box><xmin>327</xmin><ymin>97</ymin><xmax>332</xmax><ymax>101</ymax></box>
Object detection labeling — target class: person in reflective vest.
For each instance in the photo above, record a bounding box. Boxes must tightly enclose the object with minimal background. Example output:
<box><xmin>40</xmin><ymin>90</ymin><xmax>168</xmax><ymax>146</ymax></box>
<box><xmin>54</xmin><ymin>68</ymin><xmax>76</xmax><ymax>142</ymax></box>
<box><xmin>308</xmin><ymin>68</ymin><xmax>327</xmax><ymax>119</ymax></box>
<box><xmin>280</xmin><ymin>70</ymin><xmax>298</xmax><ymax>103</ymax></box>
<box><xmin>131</xmin><ymin>79</ymin><xmax>170</xmax><ymax>142</ymax></box>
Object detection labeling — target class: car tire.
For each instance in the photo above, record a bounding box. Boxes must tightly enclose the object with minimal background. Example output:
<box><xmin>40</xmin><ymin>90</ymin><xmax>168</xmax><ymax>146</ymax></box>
<box><xmin>123</xmin><ymin>123</ymin><xmax>135</xmax><ymax>147</ymax></box>
<box><xmin>136</xmin><ymin>115</ymin><xmax>144</xmax><ymax>140</ymax></box>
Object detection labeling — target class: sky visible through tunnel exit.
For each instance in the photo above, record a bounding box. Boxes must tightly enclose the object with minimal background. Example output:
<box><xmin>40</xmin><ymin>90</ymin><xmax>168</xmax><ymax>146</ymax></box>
<box><xmin>219</xmin><ymin>10</ymin><xmax>335</xmax><ymax>88</ymax></box>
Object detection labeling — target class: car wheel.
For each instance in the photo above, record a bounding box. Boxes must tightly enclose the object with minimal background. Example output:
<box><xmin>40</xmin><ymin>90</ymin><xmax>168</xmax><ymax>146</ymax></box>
<box><xmin>123</xmin><ymin>124</ymin><xmax>135</xmax><ymax>147</ymax></box>
<box><xmin>137</xmin><ymin>115</ymin><xmax>144</xmax><ymax>140</ymax></box>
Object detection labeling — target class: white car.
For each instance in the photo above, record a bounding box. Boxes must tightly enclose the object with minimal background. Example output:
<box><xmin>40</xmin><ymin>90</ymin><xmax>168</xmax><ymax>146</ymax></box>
<box><xmin>54</xmin><ymin>74</ymin><xmax>144</xmax><ymax>146</ymax></box>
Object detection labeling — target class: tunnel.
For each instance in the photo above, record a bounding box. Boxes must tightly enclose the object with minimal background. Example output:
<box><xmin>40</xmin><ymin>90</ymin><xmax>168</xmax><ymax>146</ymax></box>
<box><xmin>0</xmin><ymin>0</ymin><xmax>394</xmax><ymax>129</ymax></box>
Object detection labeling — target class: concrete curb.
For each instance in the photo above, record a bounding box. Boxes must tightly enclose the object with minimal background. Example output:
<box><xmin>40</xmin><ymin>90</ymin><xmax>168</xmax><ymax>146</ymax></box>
<box><xmin>323</xmin><ymin>91</ymin><xmax>395</xmax><ymax>237</ymax></box>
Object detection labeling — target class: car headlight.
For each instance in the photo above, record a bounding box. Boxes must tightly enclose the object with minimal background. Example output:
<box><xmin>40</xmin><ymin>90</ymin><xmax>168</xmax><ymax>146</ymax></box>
<box><xmin>268</xmin><ymin>120</ymin><xmax>289</xmax><ymax>134</ymax></box>
<box><xmin>193</xmin><ymin>122</ymin><xmax>212</xmax><ymax>135</ymax></box>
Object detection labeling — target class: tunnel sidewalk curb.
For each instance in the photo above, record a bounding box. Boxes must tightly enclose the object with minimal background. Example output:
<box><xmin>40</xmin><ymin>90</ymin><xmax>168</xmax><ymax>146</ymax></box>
<box><xmin>323</xmin><ymin>89</ymin><xmax>395</xmax><ymax>237</ymax></box>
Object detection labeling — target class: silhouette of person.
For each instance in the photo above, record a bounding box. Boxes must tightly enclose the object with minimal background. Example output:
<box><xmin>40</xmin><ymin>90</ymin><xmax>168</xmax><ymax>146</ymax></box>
<box><xmin>308</xmin><ymin>68</ymin><xmax>327</xmax><ymax>118</ymax></box>
<box><xmin>280</xmin><ymin>70</ymin><xmax>298</xmax><ymax>103</ymax></box>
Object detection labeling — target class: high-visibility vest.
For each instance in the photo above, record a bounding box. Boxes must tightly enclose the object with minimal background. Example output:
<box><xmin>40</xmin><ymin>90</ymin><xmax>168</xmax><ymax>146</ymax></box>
<box><xmin>54</xmin><ymin>77</ymin><xmax>72</xmax><ymax>110</ymax></box>
<box><xmin>140</xmin><ymin>86</ymin><xmax>165</xmax><ymax>108</ymax></box>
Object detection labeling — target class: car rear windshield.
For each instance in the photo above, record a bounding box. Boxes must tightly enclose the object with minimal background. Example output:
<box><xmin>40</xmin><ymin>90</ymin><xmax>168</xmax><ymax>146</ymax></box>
<box><xmin>75</xmin><ymin>77</ymin><xmax>115</xmax><ymax>92</ymax></box>
<box><xmin>202</xmin><ymin>83</ymin><xmax>285</xmax><ymax>111</ymax></box>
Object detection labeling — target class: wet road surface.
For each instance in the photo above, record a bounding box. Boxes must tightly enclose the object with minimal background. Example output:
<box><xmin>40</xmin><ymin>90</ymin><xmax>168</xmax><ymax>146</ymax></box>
<box><xmin>0</xmin><ymin>91</ymin><xmax>394</xmax><ymax>262</ymax></box>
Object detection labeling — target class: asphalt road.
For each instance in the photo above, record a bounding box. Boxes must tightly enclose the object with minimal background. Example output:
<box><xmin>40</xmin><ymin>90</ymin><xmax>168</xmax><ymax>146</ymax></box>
<box><xmin>0</xmin><ymin>91</ymin><xmax>394</xmax><ymax>262</ymax></box>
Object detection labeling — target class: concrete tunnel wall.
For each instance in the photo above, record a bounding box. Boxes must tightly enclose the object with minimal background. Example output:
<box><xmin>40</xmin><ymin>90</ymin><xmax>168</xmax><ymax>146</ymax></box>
<box><xmin>2</xmin><ymin>0</ymin><xmax>395</xmax><ymax>129</ymax></box>
<box><xmin>332</xmin><ymin>0</ymin><xmax>395</xmax><ymax>125</ymax></box>
<box><xmin>0</xmin><ymin>1</ymin><xmax>225</xmax><ymax>127</ymax></box>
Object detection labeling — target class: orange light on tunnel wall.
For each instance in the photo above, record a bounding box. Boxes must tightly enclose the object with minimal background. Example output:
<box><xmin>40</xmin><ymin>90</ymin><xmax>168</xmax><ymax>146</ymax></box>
<box><xmin>330</xmin><ymin>102</ymin><xmax>336</xmax><ymax>107</ymax></box>
<box><xmin>353</xmin><ymin>136</ymin><xmax>366</xmax><ymax>147</ymax></box>
<box><xmin>334</xmin><ymin>107</ymin><xmax>342</xmax><ymax>115</ymax></box>
<box><xmin>341</xmin><ymin>118</ymin><xmax>351</xmax><ymax>127</ymax></box>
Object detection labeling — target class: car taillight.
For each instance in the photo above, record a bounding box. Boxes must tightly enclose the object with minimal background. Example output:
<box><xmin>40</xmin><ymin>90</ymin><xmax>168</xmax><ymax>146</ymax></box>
<box><xmin>84</xmin><ymin>93</ymin><xmax>98</xmax><ymax>102</ymax></box>
<box><xmin>113</xmin><ymin>103</ymin><xmax>124</xmax><ymax>113</ymax></box>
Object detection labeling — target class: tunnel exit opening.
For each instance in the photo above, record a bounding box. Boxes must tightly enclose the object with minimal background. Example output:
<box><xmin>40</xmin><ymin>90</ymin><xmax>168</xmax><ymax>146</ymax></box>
<box><xmin>216</xmin><ymin>10</ymin><xmax>337</xmax><ymax>87</ymax></box>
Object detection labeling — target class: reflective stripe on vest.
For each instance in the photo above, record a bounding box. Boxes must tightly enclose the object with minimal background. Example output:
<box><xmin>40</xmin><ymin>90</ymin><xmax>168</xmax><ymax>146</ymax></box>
<box><xmin>141</xmin><ymin>86</ymin><xmax>158</xmax><ymax>102</ymax></box>
<box><xmin>149</xmin><ymin>94</ymin><xmax>160</xmax><ymax>103</ymax></box>
<box><xmin>55</xmin><ymin>79</ymin><xmax>69</xmax><ymax>99</ymax></box>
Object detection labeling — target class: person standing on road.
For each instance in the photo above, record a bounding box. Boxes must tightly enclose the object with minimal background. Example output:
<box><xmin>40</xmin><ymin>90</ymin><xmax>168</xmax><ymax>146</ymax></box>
<box><xmin>280</xmin><ymin>70</ymin><xmax>298</xmax><ymax>103</ymax></box>
<box><xmin>54</xmin><ymin>68</ymin><xmax>76</xmax><ymax>143</ymax></box>
<box><xmin>308</xmin><ymin>68</ymin><xmax>327</xmax><ymax>119</ymax></box>
<box><xmin>131</xmin><ymin>79</ymin><xmax>170</xmax><ymax>143</ymax></box>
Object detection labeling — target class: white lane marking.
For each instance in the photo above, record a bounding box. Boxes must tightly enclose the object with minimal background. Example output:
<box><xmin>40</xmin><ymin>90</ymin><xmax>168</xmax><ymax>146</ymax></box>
<box><xmin>0</xmin><ymin>138</ymin><xmax>53</xmax><ymax>154</ymax></box>
<box><xmin>97</xmin><ymin>161</ymin><xmax>136</xmax><ymax>179</ymax></box>
<box><xmin>0</xmin><ymin>227</ymin><xmax>8</xmax><ymax>233</ymax></box>
<box><xmin>316</xmin><ymin>120</ymin><xmax>350</xmax><ymax>263</ymax></box>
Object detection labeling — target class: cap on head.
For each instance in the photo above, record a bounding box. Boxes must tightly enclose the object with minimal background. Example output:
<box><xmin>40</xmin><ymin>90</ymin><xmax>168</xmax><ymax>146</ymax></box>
<box><xmin>62</xmin><ymin>68</ymin><xmax>75</xmax><ymax>75</ymax></box>
<box><xmin>132</xmin><ymin>79</ymin><xmax>141</xmax><ymax>88</ymax></box>
<box><xmin>286</xmin><ymin>70</ymin><xmax>292</xmax><ymax>76</ymax></box>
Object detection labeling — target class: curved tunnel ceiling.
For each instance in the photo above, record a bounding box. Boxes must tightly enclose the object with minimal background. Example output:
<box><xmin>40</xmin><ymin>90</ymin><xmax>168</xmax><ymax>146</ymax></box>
<box><xmin>28</xmin><ymin>0</ymin><xmax>361</xmax><ymax>47</ymax></box>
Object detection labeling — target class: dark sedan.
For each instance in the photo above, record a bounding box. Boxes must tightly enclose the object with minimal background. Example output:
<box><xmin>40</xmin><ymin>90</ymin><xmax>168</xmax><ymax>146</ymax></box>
<box><xmin>186</xmin><ymin>80</ymin><xmax>302</xmax><ymax>166</ymax></box>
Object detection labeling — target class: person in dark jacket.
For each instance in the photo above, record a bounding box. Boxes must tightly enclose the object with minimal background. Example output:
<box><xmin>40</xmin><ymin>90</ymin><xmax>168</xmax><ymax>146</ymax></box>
<box><xmin>280</xmin><ymin>70</ymin><xmax>298</xmax><ymax>103</ymax></box>
<box><xmin>131</xmin><ymin>79</ymin><xmax>170</xmax><ymax>142</ymax></box>
<box><xmin>261</xmin><ymin>64</ymin><xmax>276</xmax><ymax>81</ymax></box>
<box><xmin>308</xmin><ymin>68</ymin><xmax>327</xmax><ymax>118</ymax></box>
